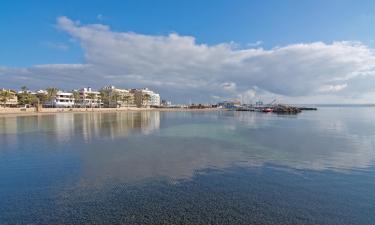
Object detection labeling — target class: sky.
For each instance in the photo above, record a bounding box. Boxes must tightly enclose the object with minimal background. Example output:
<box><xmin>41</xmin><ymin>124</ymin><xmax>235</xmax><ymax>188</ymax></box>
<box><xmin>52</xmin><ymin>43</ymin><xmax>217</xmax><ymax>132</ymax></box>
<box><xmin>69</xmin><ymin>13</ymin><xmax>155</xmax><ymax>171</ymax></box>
<box><xmin>1</xmin><ymin>0</ymin><xmax>375</xmax><ymax>104</ymax></box>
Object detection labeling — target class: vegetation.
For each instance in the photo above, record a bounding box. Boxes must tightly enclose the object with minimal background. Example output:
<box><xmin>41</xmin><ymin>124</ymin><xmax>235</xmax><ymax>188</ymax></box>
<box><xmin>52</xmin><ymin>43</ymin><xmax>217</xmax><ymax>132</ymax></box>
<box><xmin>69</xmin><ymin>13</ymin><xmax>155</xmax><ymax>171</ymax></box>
<box><xmin>46</xmin><ymin>87</ymin><xmax>58</xmax><ymax>102</ymax></box>
<box><xmin>72</xmin><ymin>90</ymin><xmax>81</xmax><ymax>107</ymax></box>
<box><xmin>111</xmin><ymin>92</ymin><xmax>121</xmax><ymax>108</ymax></box>
<box><xmin>122</xmin><ymin>93</ymin><xmax>133</xmax><ymax>107</ymax></box>
<box><xmin>99</xmin><ymin>89</ymin><xmax>110</xmax><ymax>107</ymax></box>
<box><xmin>0</xmin><ymin>87</ymin><xmax>158</xmax><ymax>109</ymax></box>
<box><xmin>36</xmin><ymin>92</ymin><xmax>47</xmax><ymax>105</ymax></box>
<box><xmin>0</xmin><ymin>89</ymin><xmax>15</xmax><ymax>107</ymax></box>
<box><xmin>142</xmin><ymin>93</ymin><xmax>151</xmax><ymax>107</ymax></box>
<box><xmin>87</xmin><ymin>92</ymin><xmax>97</xmax><ymax>108</ymax></box>
<box><xmin>16</xmin><ymin>86</ymin><xmax>38</xmax><ymax>106</ymax></box>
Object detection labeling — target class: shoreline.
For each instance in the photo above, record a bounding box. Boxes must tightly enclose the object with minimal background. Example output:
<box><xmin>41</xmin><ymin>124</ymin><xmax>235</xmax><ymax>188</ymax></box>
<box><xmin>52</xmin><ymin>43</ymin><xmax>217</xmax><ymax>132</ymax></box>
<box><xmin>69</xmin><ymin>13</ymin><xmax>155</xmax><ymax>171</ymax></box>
<box><xmin>0</xmin><ymin>107</ymin><xmax>222</xmax><ymax>117</ymax></box>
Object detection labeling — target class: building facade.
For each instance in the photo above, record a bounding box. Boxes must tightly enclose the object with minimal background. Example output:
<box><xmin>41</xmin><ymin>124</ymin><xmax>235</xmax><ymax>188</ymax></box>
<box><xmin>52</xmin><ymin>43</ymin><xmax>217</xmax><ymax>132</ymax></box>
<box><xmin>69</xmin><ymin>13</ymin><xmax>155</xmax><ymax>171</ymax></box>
<box><xmin>101</xmin><ymin>85</ymin><xmax>135</xmax><ymax>108</ymax></box>
<box><xmin>76</xmin><ymin>87</ymin><xmax>102</xmax><ymax>108</ymax></box>
<box><xmin>132</xmin><ymin>88</ymin><xmax>160</xmax><ymax>108</ymax></box>
<box><xmin>218</xmin><ymin>100</ymin><xmax>241</xmax><ymax>109</ymax></box>
<box><xmin>0</xmin><ymin>89</ymin><xmax>18</xmax><ymax>107</ymax></box>
<box><xmin>44</xmin><ymin>91</ymin><xmax>74</xmax><ymax>108</ymax></box>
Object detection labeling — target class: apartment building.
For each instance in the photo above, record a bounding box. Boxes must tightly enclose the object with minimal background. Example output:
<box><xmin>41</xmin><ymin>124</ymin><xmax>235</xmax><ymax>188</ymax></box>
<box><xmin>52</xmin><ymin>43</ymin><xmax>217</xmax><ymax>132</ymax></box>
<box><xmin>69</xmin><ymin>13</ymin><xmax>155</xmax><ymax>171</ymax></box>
<box><xmin>0</xmin><ymin>89</ymin><xmax>18</xmax><ymax>107</ymax></box>
<box><xmin>132</xmin><ymin>88</ymin><xmax>160</xmax><ymax>108</ymax></box>
<box><xmin>76</xmin><ymin>87</ymin><xmax>102</xmax><ymax>108</ymax></box>
<box><xmin>101</xmin><ymin>85</ymin><xmax>135</xmax><ymax>108</ymax></box>
<box><xmin>43</xmin><ymin>91</ymin><xmax>74</xmax><ymax>108</ymax></box>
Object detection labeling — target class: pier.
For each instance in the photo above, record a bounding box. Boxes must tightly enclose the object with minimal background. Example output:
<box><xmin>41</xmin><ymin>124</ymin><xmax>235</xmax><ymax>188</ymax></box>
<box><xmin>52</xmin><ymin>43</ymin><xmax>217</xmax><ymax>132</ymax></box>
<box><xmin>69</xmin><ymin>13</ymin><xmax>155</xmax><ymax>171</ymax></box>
<box><xmin>235</xmin><ymin>104</ymin><xmax>317</xmax><ymax>114</ymax></box>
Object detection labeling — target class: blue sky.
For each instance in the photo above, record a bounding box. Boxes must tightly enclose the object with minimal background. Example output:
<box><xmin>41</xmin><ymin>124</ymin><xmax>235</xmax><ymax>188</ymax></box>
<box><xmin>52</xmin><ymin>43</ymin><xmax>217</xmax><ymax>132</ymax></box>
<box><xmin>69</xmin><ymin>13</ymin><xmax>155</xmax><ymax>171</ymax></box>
<box><xmin>1</xmin><ymin>0</ymin><xmax>374</xmax><ymax>67</ymax></box>
<box><xmin>1</xmin><ymin>0</ymin><xmax>375</xmax><ymax>103</ymax></box>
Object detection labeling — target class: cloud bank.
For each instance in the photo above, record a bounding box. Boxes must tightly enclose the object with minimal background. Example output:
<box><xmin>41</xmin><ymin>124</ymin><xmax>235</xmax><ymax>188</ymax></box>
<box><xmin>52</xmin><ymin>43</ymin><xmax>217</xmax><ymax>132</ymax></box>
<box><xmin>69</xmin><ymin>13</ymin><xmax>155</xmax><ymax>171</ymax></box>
<box><xmin>1</xmin><ymin>16</ymin><xmax>375</xmax><ymax>103</ymax></box>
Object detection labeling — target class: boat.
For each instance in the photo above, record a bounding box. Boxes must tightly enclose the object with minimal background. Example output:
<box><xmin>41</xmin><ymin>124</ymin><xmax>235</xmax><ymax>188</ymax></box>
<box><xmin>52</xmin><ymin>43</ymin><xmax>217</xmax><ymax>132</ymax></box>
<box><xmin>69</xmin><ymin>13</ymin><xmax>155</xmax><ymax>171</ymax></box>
<box><xmin>262</xmin><ymin>108</ymin><xmax>273</xmax><ymax>113</ymax></box>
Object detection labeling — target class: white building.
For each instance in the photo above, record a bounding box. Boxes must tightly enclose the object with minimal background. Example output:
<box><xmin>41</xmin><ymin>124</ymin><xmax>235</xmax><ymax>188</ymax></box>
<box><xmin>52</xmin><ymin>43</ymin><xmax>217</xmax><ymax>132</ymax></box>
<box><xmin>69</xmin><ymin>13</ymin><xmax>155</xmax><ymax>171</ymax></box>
<box><xmin>133</xmin><ymin>88</ymin><xmax>160</xmax><ymax>107</ymax></box>
<box><xmin>101</xmin><ymin>85</ymin><xmax>135</xmax><ymax>108</ymax></box>
<box><xmin>76</xmin><ymin>87</ymin><xmax>102</xmax><ymax>108</ymax></box>
<box><xmin>0</xmin><ymin>89</ymin><xmax>18</xmax><ymax>107</ymax></box>
<box><xmin>44</xmin><ymin>91</ymin><xmax>74</xmax><ymax>108</ymax></box>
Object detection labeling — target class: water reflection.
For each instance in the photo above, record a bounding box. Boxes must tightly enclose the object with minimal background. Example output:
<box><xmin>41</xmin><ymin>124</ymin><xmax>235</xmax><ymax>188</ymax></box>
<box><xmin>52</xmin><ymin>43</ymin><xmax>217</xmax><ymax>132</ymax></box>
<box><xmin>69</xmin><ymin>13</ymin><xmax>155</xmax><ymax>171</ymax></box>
<box><xmin>2</xmin><ymin>109</ymin><xmax>375</xmax><ymax>225</ymax></box>
<box><xmin>1</xmin><ymin>108</ymin><xmax>375</xmax><ymax>186</ymax></box>
<box><xmin>0</xmin><ymin>111</ymin><xmax>160</xmax><ymax>144</ymax></box>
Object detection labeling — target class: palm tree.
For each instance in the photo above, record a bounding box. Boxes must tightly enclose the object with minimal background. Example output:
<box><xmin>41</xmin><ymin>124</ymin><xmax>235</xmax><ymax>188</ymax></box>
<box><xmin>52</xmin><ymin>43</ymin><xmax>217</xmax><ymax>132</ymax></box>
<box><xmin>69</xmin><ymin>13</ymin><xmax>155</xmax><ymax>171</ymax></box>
<box><xmin>17</xmin><ymin>86</ymin><xmax>35</xmax><ymax>106</ymax></box>
<box><xmin>72</xmin><ymin>91</ymin><xmax>81</xmax><ymax>108</ymax></box>
<box><xmin>142</xmin><ymin>93</ymin><xmax>151</xmax><ymax>107</ymax></box>
<box><xmin>29</xmin><ymin>94</ymin><xmax>39</xmax><ymax>106</ymax></box>
<box><xmin>0</xmin><ymin>90</ymin><xmax>14</xmax><ymax>107</ymax></box>
<box><xmin>45</xmin><ymin>87</ymin><xmax>58</xmax><ymax>108</ymax></box>
<box><xmin>87</xmin><ymin>93</ymin><xmax>97</xmax><ymax>108</ymax></box>
<box><xmin>99</xmin><ymin>89</ymin><xmax>110</xmax><ymax>108</ymax></box>
<box><xmin>36</xmin><ymin>93</ymin><xmax>47</xmax><ymax>105</ymax></box>
<box><xmin>122</xmin><ymin>93</ymin><xmax>133</xmax><ymax>107</ymax></box>
<box><xmin>111</xmin><ymin>92</ymin><xmax>121</xmax><ymax>108</ymax></box>
<box><xmin>46</xmin><ymin>87</ymin><xmax>58</xmax><ymax>101</ymax></box>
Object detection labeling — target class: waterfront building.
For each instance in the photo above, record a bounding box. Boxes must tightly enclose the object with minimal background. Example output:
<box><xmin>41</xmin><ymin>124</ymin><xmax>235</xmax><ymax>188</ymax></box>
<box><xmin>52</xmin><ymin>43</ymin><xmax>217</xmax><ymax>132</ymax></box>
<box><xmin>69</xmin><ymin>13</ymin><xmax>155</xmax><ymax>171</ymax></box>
<box><xmin>0</xmin><ymin>89</ymin><xmax>18</xmax><ymax>107</ymax></box>
<box><xmin>255</xmin><ymin>100</ymin><xmax>264</xmax><ymax>106</ymax></box>
<box><xmin>75</xmin><ymin>87</ymin><xmax>102</xmax><ymax>108</ymax></box>
<box><xmin>132</xmin><ymin>88</ymin><xmax>160</xmax><ymax>108</ymax></box>
<box><xmin>218</xmin><ymin>100</ymin><xmax>241</xmax><ymax>109</ymax></box>
<box><xmin>44</xmin><ymin>91</ymin><xmax>74</xmax><ymax>108</ymax></box>
<box><xmin>161</xmin><ymin>99</ymin><xmax>172</xmax><ymax>107</ymax></box>
<box><xmin>101</xmin><ymin>85</ymin><xmax>135</xmax><ymax>108</ymax></box>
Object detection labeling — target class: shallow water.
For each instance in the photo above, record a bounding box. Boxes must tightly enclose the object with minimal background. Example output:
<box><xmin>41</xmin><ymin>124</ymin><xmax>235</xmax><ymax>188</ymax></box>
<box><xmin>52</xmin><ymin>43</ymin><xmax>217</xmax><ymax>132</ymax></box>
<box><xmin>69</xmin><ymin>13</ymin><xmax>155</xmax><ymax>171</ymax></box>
<box><xmin>1</xmin><ymin>108</ymin><xmax>375</xmax><ymax>224</ymax></box>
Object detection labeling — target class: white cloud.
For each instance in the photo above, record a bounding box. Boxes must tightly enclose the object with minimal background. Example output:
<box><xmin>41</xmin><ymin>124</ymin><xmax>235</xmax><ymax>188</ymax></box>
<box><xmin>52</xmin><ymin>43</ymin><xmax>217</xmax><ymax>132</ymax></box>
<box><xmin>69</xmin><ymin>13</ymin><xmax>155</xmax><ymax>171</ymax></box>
<box><xmin>246</xmin><ymin>40</ymin><xmax>263</xmax><ymax>47</ymax></box>
<box><xmin>318</xmin><ymin>83</ymin><xmax>348</xmax><ymax>93</ymax></box>
<box><xmin>1</xmin><ymin>16</ymin><xmax>375</xmax><ymax>103</ymax></box>
<box><xmin>43</xmin><ymin>42</ymin><xmax>69</xmax><ymax>51</ymax></box>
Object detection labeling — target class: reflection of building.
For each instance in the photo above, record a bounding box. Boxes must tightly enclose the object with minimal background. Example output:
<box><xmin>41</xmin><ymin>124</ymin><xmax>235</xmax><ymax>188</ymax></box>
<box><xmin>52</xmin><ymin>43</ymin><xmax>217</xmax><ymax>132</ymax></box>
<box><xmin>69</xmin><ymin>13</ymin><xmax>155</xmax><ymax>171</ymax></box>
<box><xmin>76</xmin><ymin>87</ymin><xmax>102</xmax><ymax>108</ymax></box>
<box><xmin>0</xmin><ymin>89</ymin><xmax>18</xmax><ymax>107</ymax></box>
<box><xmin>44</xmin><ymin>91</ymin><xmax>74</xmax><ymax>108</ymax></box>
<box><xmin>101</xmin><ymin>86</ymin><xmax>135</xmax><ymax>108</ymax></box>
<box><xmin>78</xmin><ymin>111</ymin><xmax>161</xmax><ymax>140</ymax></box>
<box><xmin>132</xmin><ymin>88</ymin><xmax>160</xmax><ymax>107</ymax></box>
<box><xmin>140</xmin><ymin>111</ymin><xmax>161</xmax><ymax>134</ymax></box>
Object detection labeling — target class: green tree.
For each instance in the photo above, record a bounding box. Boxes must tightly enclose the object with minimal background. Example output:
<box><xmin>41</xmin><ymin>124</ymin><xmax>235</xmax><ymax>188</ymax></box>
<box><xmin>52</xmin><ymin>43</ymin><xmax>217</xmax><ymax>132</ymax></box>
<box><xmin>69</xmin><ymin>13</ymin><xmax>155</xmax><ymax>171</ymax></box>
<box><xmin>142</xmin><ymin>93</ymin><xmax>151</xmax><ymax>107</ymax></box>
<box><xmin>72</xmin><ymin>91</ymin><xmax>81</xmax><ymax>108</ymax></box>
<box><xmin>0</xmin><ymin>90</ymin><xmax>14</xmax><ymax>107</ymax></box>
<box><xmin>87</xmin><ymin>93</ymin><xmax>97</xmax><ymax>108</ymax></box>
<box><xmin>16</xmin><ymin>86</ymin><xmax>37</xmax><ymax>106</ymax></box>
<box><xmin>36</xmin><ymin>93</ymin><xmax>47</xmax><ymax>105</ymax></box>
<box><xmin>111</xmin><ymin>92</ymin><xmax>120</xmax><ymax>108</ymax></box>
<box><xmin>122</xmin><ymin>93</ymin><xmax>133</xmax><ymax>107</ymax></box>
<box><xmin>46</xmin><ymin>87</ymin><xmax>58</xmax><ymax>102</ymax></box>
<box><xmin>99</xmin><ymin>89</ymin><xmax>110</xmax><ymax>107</ymax></box>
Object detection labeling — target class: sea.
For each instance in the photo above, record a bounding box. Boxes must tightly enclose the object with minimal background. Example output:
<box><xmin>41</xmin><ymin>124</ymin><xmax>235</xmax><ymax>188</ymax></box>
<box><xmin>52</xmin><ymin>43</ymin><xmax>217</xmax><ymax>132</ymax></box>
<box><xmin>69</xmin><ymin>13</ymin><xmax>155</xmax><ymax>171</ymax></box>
<box><xmin>1</xmin><ymin>107</ymin><xmax>375</xmax><ymax>224</ymax></box>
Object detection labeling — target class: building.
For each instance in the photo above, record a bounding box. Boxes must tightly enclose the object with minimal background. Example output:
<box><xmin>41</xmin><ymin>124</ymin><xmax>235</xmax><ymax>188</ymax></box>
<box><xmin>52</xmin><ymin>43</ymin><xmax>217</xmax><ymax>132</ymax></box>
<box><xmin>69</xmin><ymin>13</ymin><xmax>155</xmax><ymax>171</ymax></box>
<box><xmin>76</xmin><ymin>87</ymin><xmax>102</xmax><ymax>108</ymax></box>
<box><xmin>132</xmin><ymin>88</ymin><xmax>160</xmax><ymax>108</ymax></box>
<box><xmin>255</xmin><ymin>100</ymin><xmax>263</xmax><ymax>107</ymax></box>
<box><xmin>218</xmin><ymin>100</ymin><xmax>241</xmax><ymax>109</ymax></box>
<box><xmin>44</xmin><ymin>91</ymin><xmax>74</xmax><ymax>108</ymax></box>
<box><xmin>0</xmin><ymin>89</ymin><xmax>18</xmax><ymax>107</ymax></box>
<box><xmin>101</xmin><ymin>85</ymin><xmax>135</xmax><ymax>108</ymax></box>
<box><xmin>161</xmin><ymin>99</ymin><xmax>172</xmax><ymax>107</ymax></box>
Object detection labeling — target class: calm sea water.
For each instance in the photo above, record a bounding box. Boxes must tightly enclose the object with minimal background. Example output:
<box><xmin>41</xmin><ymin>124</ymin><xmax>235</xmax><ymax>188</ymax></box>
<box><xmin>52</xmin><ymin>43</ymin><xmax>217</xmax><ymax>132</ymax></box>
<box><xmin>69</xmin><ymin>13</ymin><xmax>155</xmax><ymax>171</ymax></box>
<box><xmin>1</xmin><ymin>108</ymin><xmax>375</xmax><ymax>224</ymax></box>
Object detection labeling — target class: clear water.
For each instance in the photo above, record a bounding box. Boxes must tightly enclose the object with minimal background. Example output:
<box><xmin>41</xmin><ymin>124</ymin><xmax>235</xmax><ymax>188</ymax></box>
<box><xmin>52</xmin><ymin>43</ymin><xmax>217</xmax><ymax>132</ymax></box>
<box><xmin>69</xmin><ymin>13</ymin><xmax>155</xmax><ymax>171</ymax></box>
<box><xmin>1</xmin><ymin>108</ymin><xmax>375</xmax><ymax>224</ymax></box>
